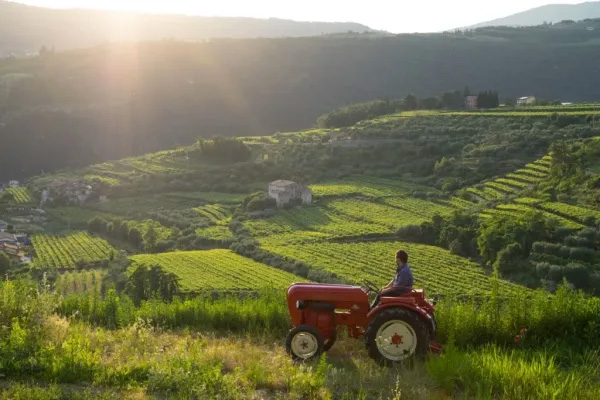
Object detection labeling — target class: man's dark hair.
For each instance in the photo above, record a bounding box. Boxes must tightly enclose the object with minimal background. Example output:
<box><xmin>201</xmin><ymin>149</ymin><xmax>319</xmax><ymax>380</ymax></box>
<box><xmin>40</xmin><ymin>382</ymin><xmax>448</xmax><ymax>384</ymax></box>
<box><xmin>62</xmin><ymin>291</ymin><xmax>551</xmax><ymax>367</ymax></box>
<box><xmin>396</xmin><ymin>250</ymin><xmax>408</xmax><ymax>263</ymax></box>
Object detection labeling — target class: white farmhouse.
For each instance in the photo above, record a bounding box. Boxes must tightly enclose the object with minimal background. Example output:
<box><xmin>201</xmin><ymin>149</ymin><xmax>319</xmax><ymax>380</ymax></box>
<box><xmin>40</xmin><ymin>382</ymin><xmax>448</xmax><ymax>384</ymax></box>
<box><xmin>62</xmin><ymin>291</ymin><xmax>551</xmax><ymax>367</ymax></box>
<box><xmin>8</xmin><ymin>180</ymin><xmax>19</xmax><ymax>188</ymax></box>
<box><xmin>268</xmin><ymin>180</ymin><xmax>312</xmax><ymax>208</ymax></box>
<box><xmin>516</xmin><ymin>96</ymin><xmax>536</xmax><ymax>107</ymax></box>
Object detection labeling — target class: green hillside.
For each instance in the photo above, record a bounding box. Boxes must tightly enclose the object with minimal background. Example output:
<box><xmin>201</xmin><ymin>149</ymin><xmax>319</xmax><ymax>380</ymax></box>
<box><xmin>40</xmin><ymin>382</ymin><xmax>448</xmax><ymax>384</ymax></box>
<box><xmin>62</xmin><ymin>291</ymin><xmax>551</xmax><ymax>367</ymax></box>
<box><xmin>3</xmin><ymin>105</ymin><xmax>600</xmax><ymax>398</ymax></box>
<box><xmin>4</xmin><ymin>17</ymin><xmax>600</xmax><ymax>179</ymax></box>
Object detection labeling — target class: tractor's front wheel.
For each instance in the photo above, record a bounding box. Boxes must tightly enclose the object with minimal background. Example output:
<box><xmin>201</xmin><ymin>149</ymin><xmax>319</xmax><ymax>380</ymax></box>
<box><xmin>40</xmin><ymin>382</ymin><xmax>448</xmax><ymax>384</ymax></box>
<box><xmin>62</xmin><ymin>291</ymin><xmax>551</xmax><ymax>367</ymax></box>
<box><xmin>286</xmin><ymin>325</ymin><xmax>324</xmax><ymax>361</ymax></box>
<box><xmin>365</xmin><ymin>308</ymin><xmax>429</xmax><ymax>366</ymax></box>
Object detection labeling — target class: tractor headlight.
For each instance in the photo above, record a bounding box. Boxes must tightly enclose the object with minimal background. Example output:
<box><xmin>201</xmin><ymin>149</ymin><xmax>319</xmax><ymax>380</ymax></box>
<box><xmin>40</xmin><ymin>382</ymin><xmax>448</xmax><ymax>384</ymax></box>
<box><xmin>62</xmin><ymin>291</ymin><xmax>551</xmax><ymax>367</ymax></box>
<box><xmin>296</xmin><ymin>300</ymin><xmax>306</xmax><ymax>309</ymax></box>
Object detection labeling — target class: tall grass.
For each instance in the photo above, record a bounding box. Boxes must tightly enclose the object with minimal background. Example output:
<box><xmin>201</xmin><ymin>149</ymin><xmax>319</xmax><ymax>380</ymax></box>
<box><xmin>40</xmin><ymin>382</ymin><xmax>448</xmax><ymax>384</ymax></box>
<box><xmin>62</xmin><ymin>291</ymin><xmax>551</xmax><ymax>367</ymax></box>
<box><xmin>2</xmin><ymin>279</ymin><xmax>600</xmax><ymax>398</ymax></box>
<box><xmin>58</xmin><ymin>288</ymin><xmax>290</xmax><ymax>335</ymax></box>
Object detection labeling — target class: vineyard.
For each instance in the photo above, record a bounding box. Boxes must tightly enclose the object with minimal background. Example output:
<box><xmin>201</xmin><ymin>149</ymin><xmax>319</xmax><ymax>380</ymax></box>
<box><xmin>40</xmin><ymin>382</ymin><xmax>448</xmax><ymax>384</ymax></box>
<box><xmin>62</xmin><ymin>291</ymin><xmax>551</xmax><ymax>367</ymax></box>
<box><xmin>195</xmin><ymin>225</ymin><xmax>234</xmax><ymax>241</ymax></box>
<box><xmin>6</xmin><ymin>187</ymin><xmax>32</xmax><ymax>204</ymax></box>
<box><xmin>310</xmin><ymin>176</ymin><xmax>435</xmax><ymax>198</ymax></box>
<box><xmin>466</xmin><ymin>155</ymin><xmax>551</xmax><ymax>201</ymax></box>
<box><xmin>195</xmin><ymin>204</ymin><xmax>231</xmax><ymax>224</ymax></box>
<box><xmin>129</xmin><ymin>250</ymin><xmax>306</xmax><ymax>292</ymax></box>
<box><xmin>538</xmin><ymin>202</ymin><xmax>600</xmax><ymax>224</ymax></box>
<box><xmin>328</xmin><ymin>198</ymin><xmax>430</xmax><ymax>229</ymax></box>
<box><xmin>262</xmin><ymin>241</ymin><xmax>522</xmax><ymax>295</ymax></box>
<box><xmin>481</xmin><ymin>204</ymin><xmax>585</xmax><ymax>229</ymax></box>
<box><xmin>32</xmin><ymin>232</ymin><xmax>116</xmax><ymax>269</ymax></box>
<box><xmin>54</xmin><ymin>270</ymin><xmax>105</xmax><ymax>296</ymax></box>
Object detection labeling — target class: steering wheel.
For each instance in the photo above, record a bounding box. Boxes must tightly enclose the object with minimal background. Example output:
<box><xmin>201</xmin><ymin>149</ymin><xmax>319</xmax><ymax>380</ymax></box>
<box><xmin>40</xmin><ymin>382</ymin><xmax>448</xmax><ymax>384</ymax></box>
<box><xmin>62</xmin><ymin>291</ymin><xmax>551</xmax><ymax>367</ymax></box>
<box><xmin>360</xmin><ymin>279</ymin><xmax>380</xmax><ymax>293</ymax></box>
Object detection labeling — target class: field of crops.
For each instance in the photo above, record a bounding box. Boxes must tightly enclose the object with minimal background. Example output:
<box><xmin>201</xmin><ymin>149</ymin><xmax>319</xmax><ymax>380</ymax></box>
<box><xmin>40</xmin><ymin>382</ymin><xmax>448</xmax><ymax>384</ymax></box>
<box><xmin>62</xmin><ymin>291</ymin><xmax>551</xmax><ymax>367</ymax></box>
<box><xmin>129</xmin><ymin>250</ymin><xmax>305</xmax><ymax>292</ymax></box>
<box><xmin>466</xmin><ymin>155</ymin><xmax>551</xmax><ymax>202</ymax></box>
<box><xmin>245</xmin><ymin>203</ymin><xmax>395</xmax><ymax>246</ymax></box>
<box><xmin>196</xmin><ymin>225</ymin><xmax>234</xmax><ymax>241</ymax></box>
<box><xmin>55</xmin><ymin>270</ymin><xmax>105</xmax><ymax>296</ymax></box>
<box><xmin>195</xmin><ymin>204</ymin><xmax>231</xmax><ymax>224</ymax></box>
<box><xmin>32</xmin><ymin>232</ymin><xmax>116</xmax><ymax>269</ymax></box>
<box><xmin>6</xmin><ymin>187</ymin><xmax>32</xmax><ymax>204</ymax></box>
<box><xmin>327</xmin><ymin>199</ymin><xmax>429</xmax><ymax>229</ymax></box>
<box><xmin>381</xmin><ymin>197</ymin><xmax>457</xmax><ymax>218</ymax></box>
<box><xmin>481</xmin><ymin>204</ymin><xmax>585</xmax><ymax>229</ymax></box>
<box><xmin>538</xmin><ymin>202</ymin><xmax>600</xmax><ymax>224</ymax></box>
<box><xmin>262</xmin><ymin>241</ymin><xmax>521</xmax><ymax>295</ymax></box>
<box><xmin>310</xmin><ymin>176</ymin><xmax>435</xmax><ymax>198</ymax></box>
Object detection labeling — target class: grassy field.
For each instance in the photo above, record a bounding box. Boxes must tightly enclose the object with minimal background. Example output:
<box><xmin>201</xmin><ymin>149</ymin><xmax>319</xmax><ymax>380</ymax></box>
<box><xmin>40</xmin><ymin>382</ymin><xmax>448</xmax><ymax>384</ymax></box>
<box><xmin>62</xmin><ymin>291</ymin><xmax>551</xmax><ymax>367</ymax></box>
<box><xmin>262</xmin><ymin>240</ymin><xmax>521</xmax><ymax>295</ymax></box>
<box><xmin>32</xmin><ymin>232</ymin><xmax>115</xmax><ymax>269</ymax></box>
<box><xmin>129</xmin><ymin>250</ymin><xmax>306</xmax><ymax>292</ymax></box>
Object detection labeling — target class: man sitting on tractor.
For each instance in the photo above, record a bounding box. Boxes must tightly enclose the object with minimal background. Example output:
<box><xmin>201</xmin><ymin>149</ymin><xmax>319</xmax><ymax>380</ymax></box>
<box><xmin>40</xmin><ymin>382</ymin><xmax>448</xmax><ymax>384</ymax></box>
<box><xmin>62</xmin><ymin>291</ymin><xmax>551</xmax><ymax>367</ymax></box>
<box><xmin>371</xmin><ymin>250</ymin><xmax>414</xmax><ymax>308</ymax></box>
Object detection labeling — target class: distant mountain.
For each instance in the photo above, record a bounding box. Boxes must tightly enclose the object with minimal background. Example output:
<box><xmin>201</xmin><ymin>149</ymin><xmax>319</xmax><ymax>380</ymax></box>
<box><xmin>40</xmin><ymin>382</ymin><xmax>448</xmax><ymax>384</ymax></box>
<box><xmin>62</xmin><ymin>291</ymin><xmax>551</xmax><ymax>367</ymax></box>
<box><xmin>0</xmin><ymin>1</ymin><xmax>372</xmax><ymax>56</ymax></box>
<box><xmin>468</xmin><ymin>1</ymin><xmax>600</xmax><ymax>28</ymax></box>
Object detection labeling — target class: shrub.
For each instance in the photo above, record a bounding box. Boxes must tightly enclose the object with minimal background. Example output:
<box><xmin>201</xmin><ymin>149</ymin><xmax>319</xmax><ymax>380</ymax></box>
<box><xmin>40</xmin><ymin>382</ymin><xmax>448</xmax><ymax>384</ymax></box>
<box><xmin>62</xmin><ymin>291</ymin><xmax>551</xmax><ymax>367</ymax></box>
<box><xmin>563</xmin><ymin>263</ymin><xmax>591</xmax><ymax>289</ymax></box>
<box><xmin>568</xmin><ymin>247</ymin><xmax>596</xmax><ymax>263</ymax></box>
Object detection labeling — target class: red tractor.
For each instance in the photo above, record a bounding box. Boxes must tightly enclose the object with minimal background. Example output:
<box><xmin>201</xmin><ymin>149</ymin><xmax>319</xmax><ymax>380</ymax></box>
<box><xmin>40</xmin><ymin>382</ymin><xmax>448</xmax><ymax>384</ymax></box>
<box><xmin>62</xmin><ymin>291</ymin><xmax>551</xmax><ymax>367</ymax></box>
<box><xmin>285</xmin><ymin>281</ymin><xmax>441</xmax><ymax>365</ymax></box>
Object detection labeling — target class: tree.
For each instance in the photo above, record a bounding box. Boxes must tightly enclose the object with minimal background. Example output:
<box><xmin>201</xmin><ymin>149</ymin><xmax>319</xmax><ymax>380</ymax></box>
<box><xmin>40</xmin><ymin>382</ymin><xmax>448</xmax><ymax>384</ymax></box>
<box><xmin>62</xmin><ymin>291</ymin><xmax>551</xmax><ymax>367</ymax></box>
<box><xmin>143</xmin><ymin>226</ymin><xmax>158</xmax><ymax>252</ymax></box>
<box><xmin>0</xmin><ymin>252</ymin><xmax>11</xmax><ymax>276</ymax></box>
<box><xmin>403</xmin><ymin>94</ymin><xmax>418</xmax><ymax>111</ymax></box>
<box><xmin>476</xmin><ymin>90</ymin><xmax>499</xmax><ymax>109</ymax></box>
<box><xmin>550</xmin><ymin>141</ymin><xmax>577</xmax><ymax>179</ymax></box>
<box><xmin>441</xmin><ymin>90</ymin><xmax>465</xmax><ymax>109</ymax></box>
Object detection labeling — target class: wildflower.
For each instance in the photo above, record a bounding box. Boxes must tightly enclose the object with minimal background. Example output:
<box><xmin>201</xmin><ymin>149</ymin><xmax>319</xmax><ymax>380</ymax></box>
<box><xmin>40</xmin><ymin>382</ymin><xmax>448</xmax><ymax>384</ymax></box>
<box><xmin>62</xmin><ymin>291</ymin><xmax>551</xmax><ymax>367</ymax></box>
<box><xmin>514</xmin><ymin>336</ymin><xmax>520</xmax><ymax>343</ymax></box>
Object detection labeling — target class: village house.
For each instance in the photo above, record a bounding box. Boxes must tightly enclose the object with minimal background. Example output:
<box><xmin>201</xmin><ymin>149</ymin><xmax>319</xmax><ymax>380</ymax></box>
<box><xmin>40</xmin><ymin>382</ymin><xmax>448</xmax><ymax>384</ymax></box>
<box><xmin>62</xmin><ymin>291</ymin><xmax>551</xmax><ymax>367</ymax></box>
<box><xmin>268</xmin><ymin>180</ymin><xmax>312</xmax><ymax>208</ymax></box>
<box><xmin>0</xmin><ymin>243</ymin><xmax>31</xmax><ymax>264</ymax></box>
<box><xmin>464</xmin><ymin>95</ymin><xmax>478</xmax><ymax>109</ymax></box>
<box><xmin>8</xmin><ymin>180</ymin><xmax>20</xmax><ymax>188</ymax></box>
<box><xmin>517</xmin><ymin>96</ymin><xmax>536</xmax><ymax>107</ymax></box>
<box><xmin>0</xmin><ymin>232</ymin><xmax>17</xmax><ymax>246</ymax></box>
<box><xmin>45</xmin><ymin>181</ymin><xmax>93</xmax><ymax>205</ymax></box>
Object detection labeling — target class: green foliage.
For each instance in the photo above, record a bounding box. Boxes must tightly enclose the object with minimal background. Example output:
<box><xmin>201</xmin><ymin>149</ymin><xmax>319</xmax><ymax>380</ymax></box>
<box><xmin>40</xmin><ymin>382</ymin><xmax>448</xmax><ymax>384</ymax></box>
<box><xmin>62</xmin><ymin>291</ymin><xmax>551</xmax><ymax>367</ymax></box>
<box><xmin>0</xmin><ymin>252</ymin><xmax>11</xmax><ymax>276</ymax></box>
<box><xmin>476</xmin><ymin>90</ymin><xmax>500</xmax><ymax>109</ymax></box>
<box><xmin>316</xmin><ymin>98</ymin><xmax>400</xmax><ymax>128</ymax></box>
<box><xmin>192</xmin><ymin>137</ymin><xmax>251</xmax><ymax>163</ymax></box>
<box><xmin>477</xmin><ymin>211</ymin><xmax>556</xmax><ymax>266</ymax></box>
<box><xmin>125</xmin><ymin>265</ymin><xmax>179</xmax><ymax>305</ymax></box>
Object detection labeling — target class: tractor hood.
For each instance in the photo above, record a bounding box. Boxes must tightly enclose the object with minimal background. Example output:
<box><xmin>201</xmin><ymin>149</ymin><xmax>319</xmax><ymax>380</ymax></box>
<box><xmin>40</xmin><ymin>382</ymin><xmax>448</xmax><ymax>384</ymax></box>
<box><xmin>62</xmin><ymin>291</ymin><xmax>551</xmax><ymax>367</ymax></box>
<box><xmin>287</xmin><ymin>283</ymin><xmax>368</xmax><ymax>303</ymax></box>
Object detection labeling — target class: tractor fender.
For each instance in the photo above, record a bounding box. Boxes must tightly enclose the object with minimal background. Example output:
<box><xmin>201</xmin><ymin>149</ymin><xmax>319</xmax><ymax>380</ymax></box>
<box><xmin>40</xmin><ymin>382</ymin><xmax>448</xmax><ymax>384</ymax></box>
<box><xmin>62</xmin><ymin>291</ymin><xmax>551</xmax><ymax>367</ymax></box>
<box><xmin>367</xmin><ymin>303</ymin><xmax>436</xmax><ymax>337</ymax></box>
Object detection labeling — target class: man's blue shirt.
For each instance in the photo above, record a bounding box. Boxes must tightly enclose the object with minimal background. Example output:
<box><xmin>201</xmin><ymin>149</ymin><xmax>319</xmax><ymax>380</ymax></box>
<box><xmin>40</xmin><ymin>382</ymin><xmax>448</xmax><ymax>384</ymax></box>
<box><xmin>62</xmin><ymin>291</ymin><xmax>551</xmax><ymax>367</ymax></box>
<box><xmin>393</xmin><ymin>263</ymin><xmax>414</xmax><ymax>289</ymax></box>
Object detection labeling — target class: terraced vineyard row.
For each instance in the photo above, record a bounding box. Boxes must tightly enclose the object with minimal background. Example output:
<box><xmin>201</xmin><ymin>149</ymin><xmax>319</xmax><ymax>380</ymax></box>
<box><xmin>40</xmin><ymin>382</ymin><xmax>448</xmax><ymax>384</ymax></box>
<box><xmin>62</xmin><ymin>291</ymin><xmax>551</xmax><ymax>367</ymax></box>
<box><xmin>129</xmin><ymin>250</ymin><xmax>305</xmax><ymax>292</ymax></box>
<box><xmin>466</xmin><ymin>155</ymin><xmax>551</xmax><ymax>201</ymax></box>
<box><xmin>262</xmin><ymin>241</ymin><xmax>522</xmax><ymax>295</ymax></box>
<box><xmin>32</xmin><ymin>232</ymin><xmax>115</xmax><ymax>269</ymax></box>
<box><xmin>6</xmin><ymin>187</ymin><xmax>33</xmax><ymax>204</ymax></box>
<box><xmin>55</xmin><ymin>270</ymin><xmax>105</xmax><ymax>296</ymax></box>
<box><xmin>195</xmin><ymin>204</ymin><xmax>231</xmax><ymax>223</ymax></box>
<box><xmin>480</xmin><ymin>204</ymin><xmax>585</xmax><ymax>229</ymax></box>
<box><xmin>537</xmin><ymin>202</ymin><xmax>600</xmax><ymax>224</ymax></box>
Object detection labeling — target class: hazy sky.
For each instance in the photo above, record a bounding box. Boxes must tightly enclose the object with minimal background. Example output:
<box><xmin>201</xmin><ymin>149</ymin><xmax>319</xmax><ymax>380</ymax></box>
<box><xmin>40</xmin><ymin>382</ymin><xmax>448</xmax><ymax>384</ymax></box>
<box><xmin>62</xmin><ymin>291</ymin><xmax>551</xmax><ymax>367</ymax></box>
<box><xmin>15</xmin><ymin>0</ymin><xmax>587</xmax><ymax>32</ymax></box>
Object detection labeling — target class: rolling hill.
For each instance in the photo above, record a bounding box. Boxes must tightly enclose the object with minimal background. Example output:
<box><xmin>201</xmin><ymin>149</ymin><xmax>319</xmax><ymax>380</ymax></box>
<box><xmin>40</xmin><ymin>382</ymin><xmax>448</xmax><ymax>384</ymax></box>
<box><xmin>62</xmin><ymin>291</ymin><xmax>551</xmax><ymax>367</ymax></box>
<box><xmin>0</xmin><ymin>1</ymin><xmax>372</xmax><ymax>56</ymax></box>
<box><xmin>468</xmin><ymin>1</ymin><xmax>600</xmax><ymax>28</ymax></box>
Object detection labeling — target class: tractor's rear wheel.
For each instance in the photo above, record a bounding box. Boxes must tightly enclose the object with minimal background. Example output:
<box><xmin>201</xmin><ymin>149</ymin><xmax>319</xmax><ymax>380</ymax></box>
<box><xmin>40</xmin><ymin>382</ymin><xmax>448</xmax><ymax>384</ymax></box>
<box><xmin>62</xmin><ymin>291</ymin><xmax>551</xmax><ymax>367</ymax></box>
<box><xmin>365</xmin><ymin>308</ymin><xmax>429</xmax><ymax>366</ymax></box>
<box><xmin>286</xmin><ymin>325</ymin><xmax>324</xmax><ymax>361</ymax></box>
